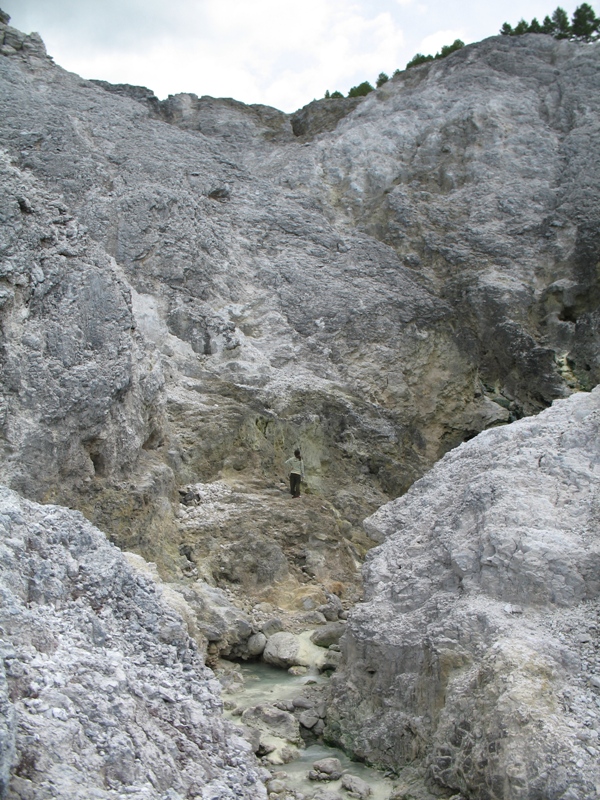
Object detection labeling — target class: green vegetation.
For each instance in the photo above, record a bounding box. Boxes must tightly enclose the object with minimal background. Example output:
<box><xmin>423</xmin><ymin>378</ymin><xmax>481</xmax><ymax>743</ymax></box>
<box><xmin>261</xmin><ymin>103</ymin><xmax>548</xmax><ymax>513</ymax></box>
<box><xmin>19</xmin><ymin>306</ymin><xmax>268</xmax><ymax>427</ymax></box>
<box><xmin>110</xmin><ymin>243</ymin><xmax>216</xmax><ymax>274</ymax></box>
<box><xmin>572</xmin><ymin>2</ymin><xmax>600</xmax><ymax>37</ymax></box>
<box><xmin>347</xmin><ymin>81</ymin><xmax>375</xmax><ymax>97</ymax></box>
<box><xmin>501</xmin><ymin>4</ymin><xmax>599</xmax><ymax>40</ymax></box>
<box><xmin>406</xmin><ymin>39</ymin><xmax>465</xmax><ymax>69</ymax></box>
<box><xmin>323</xmin><ymin>89</ymin><xmax>348</xmax><ymax>99</ymax></box>
<box><xmin>406</xmin><ymin>53</ymin><xmax>434</xmax><ymax>68</ymax></box>
<box><xmin>321</xmin><ymin>4</ymin><xmax>597</xmax><ymax>103</ymax></box>
<box><xmin>323</xmin><ymin>37</ymin><xmax>465</xmax><ymax>100</ymax></box>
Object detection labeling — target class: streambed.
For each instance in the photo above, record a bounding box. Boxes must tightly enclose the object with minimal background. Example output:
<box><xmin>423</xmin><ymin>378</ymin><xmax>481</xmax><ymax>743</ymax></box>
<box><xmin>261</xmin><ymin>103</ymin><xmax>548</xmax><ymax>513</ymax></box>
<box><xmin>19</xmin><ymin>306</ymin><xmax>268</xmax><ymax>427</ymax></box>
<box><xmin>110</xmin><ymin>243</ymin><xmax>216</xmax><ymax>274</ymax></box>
<box><xmin>221</xmin><ymin>660</ymin><xmax>400</xmax><ymax>800</ymax></box>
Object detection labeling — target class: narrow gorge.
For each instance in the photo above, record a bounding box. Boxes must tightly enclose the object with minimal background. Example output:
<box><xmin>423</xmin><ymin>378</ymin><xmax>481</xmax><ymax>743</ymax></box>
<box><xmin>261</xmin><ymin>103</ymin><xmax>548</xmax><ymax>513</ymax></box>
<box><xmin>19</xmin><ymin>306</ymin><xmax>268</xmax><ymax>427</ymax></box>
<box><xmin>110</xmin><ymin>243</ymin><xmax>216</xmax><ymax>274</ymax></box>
<box><xmin>0</xmin><ymin>10</ymin><xmax>599</xmax><ymax>799</ymax></box>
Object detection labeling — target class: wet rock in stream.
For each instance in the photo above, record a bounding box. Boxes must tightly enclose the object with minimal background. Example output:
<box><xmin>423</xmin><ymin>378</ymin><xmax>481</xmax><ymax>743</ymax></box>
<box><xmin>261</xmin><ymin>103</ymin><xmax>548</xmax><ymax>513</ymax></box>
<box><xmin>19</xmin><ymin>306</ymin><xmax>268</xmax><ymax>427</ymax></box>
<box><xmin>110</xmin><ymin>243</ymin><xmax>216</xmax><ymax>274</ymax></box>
<box><xmin>342</xmin><ymin>773</ymin><xmax>373</xmax><ymax>798</ymax></box>
<box><xmin>309</xmin><ymin>757</ymin><xmax>343</xmax><ymax>781</ymax></box>
<box><xmin>310</xmin><ymin>790</ymin><xmax>345</xmax><ymax>800</ymax></box>
<box><xmin>219</xmin><ymin>658</ymin><xmax>440</xmax><ymax>800</ymax></box>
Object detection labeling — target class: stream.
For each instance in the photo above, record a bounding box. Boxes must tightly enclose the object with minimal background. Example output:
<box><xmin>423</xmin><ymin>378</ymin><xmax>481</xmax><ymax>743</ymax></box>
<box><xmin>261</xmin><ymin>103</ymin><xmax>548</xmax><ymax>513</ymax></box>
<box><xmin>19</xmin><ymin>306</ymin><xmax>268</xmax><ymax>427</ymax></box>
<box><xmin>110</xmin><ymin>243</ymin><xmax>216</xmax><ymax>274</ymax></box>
<box><xmin>221</xmin><ymin>660</ymin><xmax>399</xmax><ymax>800</ymax></box>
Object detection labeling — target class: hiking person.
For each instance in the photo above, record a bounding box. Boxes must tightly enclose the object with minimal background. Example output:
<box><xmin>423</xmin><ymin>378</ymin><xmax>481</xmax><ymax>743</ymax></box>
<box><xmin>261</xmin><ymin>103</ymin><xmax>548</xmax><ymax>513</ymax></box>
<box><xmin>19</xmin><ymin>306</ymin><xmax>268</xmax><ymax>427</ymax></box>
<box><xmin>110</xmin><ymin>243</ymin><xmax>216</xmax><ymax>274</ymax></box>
<box><xmin>285</xmin><ymin>448</ymin><xmax>305</xmax><ymax>498</ymax></box>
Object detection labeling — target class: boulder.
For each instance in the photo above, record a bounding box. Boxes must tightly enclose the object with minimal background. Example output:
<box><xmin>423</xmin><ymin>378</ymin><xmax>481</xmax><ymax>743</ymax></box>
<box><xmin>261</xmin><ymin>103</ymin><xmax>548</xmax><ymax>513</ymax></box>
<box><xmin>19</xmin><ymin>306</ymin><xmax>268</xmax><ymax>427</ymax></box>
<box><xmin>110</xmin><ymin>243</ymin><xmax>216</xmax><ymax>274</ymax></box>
<box><xmin>247</xmin><ymin>632</ymin><xmax>267</xmax><ymax>656</ymax></box>
<box><xmin>310</xmin><ymin>790</ymin><xmax>344</xmax><ymax>800</ymax></box>
<box><xmin>341</xmin><ymin>774</ymin><xmax>372</xmax><ymax>798</ymax></box>
<box><xmin>298</xmin><ymin>711</ymin><xmax>320</xmax><ymax>729</ymax></box>
<box><xmin>318</xmin><ymin>593</ymin><xmax>344</xmax><ymax>621</ymax></box>
<box><xmin>263</xmin><ymin>631</ymin><xmax>334</xmax><ymax>671</ymax></box>
<box><xmin>182</xmin><ymin>581</ymin><xmax>254</xmax><ymax>658</ymax></box>
<box><xmin>263</xmin><ymin>632</ymin><xmax>304</xmax><ymax>668</ymax></box>
<box><xmin>310</xmin><ymin>623</ymin><xmax>346</xmax><ymax>648</ymax></box>
<box><xmin>240</xmin><ymin>704</ymin><xmax>302</xmax><ymax>745</ymax></box>
<box><xmin>313</xmin><ymin>757</ymin><xmax>342</xmax><ymax>775</ymax></box>
<box><xmin>240</xmin><ymin>704</ymin><xmax>303</xmax><ymax>766</ymax></box>
<box><xmin>309</xmin><ymin>757</ymin><xmax>343</xmax><ymax>780</ymax></box>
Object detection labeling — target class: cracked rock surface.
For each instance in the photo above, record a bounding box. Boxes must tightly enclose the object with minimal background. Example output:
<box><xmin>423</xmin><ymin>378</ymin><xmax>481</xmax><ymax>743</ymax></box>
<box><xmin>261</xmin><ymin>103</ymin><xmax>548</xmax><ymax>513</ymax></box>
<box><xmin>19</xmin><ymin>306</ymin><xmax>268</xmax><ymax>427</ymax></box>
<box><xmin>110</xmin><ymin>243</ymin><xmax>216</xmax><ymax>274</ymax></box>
<box><xmin>1</xmin><ymin>24</ymin><xmax>599</xmax><ymax>568</ymax></box>
<box><xmin>0</xmin><ymin>486</ymin><xmax>267</xmax><ymax>800</ymax></box>
<box><xmin>327</xmin><ymin>387</ymin><xmax>600</xmax><ymax>799</ymax></box>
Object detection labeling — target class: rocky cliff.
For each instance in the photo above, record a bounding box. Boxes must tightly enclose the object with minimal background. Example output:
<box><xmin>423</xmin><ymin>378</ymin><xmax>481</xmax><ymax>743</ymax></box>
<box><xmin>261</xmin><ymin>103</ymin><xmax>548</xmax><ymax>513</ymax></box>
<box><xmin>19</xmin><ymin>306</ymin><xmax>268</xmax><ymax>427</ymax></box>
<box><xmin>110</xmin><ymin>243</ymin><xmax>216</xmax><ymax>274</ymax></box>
<box><xmin>1</xmin><ymin>12</ymin><xmax>600</xmax><ymax>799</ymax></box>
<box><xmin>327</xmin><ymin>386</ymin><xmax>600</xmax><ymax>799</ymax></box>
<box><xmin>1</xmin><ymin>20</ymin><xmax>599</xmax><ymax>580</ymax></box>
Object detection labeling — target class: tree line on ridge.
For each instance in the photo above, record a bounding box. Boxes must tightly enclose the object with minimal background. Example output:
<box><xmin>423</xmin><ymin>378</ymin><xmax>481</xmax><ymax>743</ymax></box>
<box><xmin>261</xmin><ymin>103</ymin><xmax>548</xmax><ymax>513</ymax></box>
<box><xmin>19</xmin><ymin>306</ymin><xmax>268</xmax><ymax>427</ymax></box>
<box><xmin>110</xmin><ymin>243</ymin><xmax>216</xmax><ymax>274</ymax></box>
<box><xmin>322</xmin><ymin>4</ymin><xmax>599</xmax><ymax>101</ymax></box>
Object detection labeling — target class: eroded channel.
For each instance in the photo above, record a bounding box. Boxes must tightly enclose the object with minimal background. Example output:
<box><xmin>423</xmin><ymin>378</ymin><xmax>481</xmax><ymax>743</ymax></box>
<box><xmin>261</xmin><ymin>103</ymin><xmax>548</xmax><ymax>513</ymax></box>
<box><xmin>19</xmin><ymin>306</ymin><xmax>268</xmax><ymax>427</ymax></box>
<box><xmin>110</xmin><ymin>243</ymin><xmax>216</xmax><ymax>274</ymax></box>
<box><xmin>218</xmin><ymin>655</ymin><xmax>420</xmax><ymax>800</ymax></box>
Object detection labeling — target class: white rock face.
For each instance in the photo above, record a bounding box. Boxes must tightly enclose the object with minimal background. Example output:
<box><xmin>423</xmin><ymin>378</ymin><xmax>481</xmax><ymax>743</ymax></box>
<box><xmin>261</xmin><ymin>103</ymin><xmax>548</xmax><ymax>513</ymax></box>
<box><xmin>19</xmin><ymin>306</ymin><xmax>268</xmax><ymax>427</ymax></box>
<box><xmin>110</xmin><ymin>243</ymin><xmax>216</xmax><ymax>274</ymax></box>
<box><xmin>1</xmin><ymin>25</ymin><xmax>599</xmax><ymax>552</ymax></box>
<box><xmin>327</xmin><ymin>387</ymin><xmax>600</xmax><ymax>799</ymax></box>
<box><xmin>1</xmin><ymin>16</ymin><xmax>600</xmax><ymax>797</ymax></box>
<box><xmin>0</xmin><ymin>486</ymin><xmax>266</xmax><ymax>799</ymax></box>
<box><xmin>263</xmin><ymin>631</ymin><xmax>330</xmax><ymax>670</ymax></box>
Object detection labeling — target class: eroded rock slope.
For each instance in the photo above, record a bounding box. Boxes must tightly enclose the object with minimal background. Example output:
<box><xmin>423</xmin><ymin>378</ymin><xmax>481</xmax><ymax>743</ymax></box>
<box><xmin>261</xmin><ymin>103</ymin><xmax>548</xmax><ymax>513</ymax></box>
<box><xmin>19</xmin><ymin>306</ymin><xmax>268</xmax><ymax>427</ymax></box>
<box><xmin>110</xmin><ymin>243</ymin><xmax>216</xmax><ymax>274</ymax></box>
<box><xmin>0</xmin><ymin>485</ymin><xmax>266</xmax><ymax>799</ymax></box>
<box><xmin>0</xmin><ymin>19</ymin><xmax>598</xmax><ymax>586</ymax></box>
<box><xmin>0</xmin><ymin>12</ymin><xmax>600</xmax><ymax>799</ymax></box>
<box><xmin>327</xmin><ymin>386</ymin><xmax>600</xmax><ymax>799</ymax></box>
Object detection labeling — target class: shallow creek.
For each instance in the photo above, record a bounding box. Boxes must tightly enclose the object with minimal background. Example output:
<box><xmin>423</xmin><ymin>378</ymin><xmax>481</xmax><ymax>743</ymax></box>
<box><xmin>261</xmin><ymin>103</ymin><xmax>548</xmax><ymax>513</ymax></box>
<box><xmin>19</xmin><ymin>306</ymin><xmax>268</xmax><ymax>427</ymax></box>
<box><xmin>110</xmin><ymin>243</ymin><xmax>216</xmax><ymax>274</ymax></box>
<box><xmin>222</xmin><ymin>660</ymin><xmax>398</xmax><ymax>800</ymax></box>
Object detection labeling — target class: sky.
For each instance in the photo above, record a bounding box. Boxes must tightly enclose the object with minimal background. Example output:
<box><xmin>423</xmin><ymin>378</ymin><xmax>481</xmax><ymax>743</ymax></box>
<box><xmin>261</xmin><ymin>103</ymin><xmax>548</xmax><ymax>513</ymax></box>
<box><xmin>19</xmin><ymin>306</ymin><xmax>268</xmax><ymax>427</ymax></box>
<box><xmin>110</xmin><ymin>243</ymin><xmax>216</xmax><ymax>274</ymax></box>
<box><xmin>2</xmin><ymin>0</ymin><xmax>593</xmax><ymax>112</ymax></box>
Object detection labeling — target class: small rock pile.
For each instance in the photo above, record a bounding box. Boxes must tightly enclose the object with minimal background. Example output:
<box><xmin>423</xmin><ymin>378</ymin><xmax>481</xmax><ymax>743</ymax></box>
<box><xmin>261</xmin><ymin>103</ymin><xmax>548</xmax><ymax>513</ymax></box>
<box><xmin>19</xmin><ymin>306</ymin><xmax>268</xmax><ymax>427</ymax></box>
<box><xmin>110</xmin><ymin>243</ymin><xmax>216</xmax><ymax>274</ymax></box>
<box><xmin>274</xmin><ymin>687</ymin><xmax>329</xmax><ymax>740</ymax></box>
<box><xmin>265</xmin><ymin>756</ymin><xmax>375</xmax><ymax>800</ymax></box>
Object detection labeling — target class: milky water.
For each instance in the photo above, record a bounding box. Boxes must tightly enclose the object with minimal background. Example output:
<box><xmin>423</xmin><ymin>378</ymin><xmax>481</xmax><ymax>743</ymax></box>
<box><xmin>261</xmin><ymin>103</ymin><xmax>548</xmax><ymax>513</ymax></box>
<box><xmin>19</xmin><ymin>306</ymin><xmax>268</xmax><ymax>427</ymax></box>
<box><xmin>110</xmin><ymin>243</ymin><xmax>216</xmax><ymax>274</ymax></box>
<box><xmin>225</xmin><ymin>661</ymin><xmax>398</xmax><ymax>800</ymax></box>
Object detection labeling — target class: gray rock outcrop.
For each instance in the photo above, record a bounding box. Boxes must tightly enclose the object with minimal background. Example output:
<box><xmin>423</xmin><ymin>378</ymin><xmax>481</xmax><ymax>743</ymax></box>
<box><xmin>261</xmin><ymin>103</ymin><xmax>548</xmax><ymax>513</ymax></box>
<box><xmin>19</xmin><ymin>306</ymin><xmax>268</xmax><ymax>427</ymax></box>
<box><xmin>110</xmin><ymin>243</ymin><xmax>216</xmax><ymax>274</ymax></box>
<box><xmin>326</xmin><ymin>387</ymin><xmax>600</xmax><ymax>799</ymax></box>
<box><xmin>0</xmin><ymin>119</ymin><xmax>173</xmax><ymax>558</ymax></box>
<box><xmin>1</xmin><ymin>15</ymin><xmax>600</xmax><ymax>795</ymax></box>
<box><xmin>1</xmin><ymin>21</ymin><xmax>599</xmax><ymax>573</ymax></box>
<box><xmin>0</xmin><ymin>486</ymin><xmax>266</xmax><ymax>799</ymax></box>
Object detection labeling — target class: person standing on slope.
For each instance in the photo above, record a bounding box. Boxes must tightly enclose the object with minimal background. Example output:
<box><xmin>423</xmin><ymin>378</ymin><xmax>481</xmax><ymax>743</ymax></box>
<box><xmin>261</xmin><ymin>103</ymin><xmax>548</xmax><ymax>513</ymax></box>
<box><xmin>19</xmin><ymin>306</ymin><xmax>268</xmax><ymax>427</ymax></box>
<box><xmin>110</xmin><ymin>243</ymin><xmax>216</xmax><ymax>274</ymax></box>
<box><xmin>285</xmin><ymin>448</ymin><xmax>305</xmax><ymax>498</ymax></box>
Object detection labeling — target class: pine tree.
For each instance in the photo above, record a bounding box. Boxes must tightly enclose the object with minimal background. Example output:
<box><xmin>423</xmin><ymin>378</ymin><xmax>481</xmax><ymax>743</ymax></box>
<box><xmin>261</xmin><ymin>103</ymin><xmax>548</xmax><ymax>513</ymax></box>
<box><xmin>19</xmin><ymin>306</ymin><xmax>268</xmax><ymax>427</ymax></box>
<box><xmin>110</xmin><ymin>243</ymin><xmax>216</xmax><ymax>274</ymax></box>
<box><xmin>500</xmin><ymin>21</ymin><xmax>514</xmax><ymax>35</ymax></box>
<box><xmin>347</xmin><ymin>81</ymin><xmax>374</xmax><ymax>98</ymax></box>
<box><xmin>552</xmin><ymin>6</ymin><xmax>571</xmax><ymax>38</ymax></box>
<box><xmin>406</xmin><ymin>53</ymin><xmax>435</xmax><ymax>68</ymax></box>
<box><xmin>376</xmin><ymin>72</ymin><xmax>389</xmax><ymax>88</ymax></box>
<box><xmin>542</xmin><ymin>14</ymin><xmax>556</xmax><ymax>33</ymax></box>
<box><xmin>571</xmin><ymin>2</ymin><xmax>600</xmax><ymax>40</ymax></box>
<box><xmin>528</xmin><ymin>17</ymin><xmax>543</xmax><ymax>33</ymax></box>
<box><xmin>437</xmin><ymin>39</ymin><xmax>465</xmax><ymax>57</ymax></box>
<box><xmin>514</xmin><ymin>18</ymin><xmax>530</xmax><ymax>34</ymax></box>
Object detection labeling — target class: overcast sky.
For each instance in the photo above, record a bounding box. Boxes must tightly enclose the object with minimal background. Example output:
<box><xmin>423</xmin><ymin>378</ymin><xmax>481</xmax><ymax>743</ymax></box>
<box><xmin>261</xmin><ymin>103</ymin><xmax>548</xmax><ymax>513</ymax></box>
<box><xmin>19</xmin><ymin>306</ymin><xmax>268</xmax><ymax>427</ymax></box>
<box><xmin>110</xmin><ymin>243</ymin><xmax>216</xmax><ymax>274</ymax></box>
<box><xmin>2</xmin><ymin>0</ymin><xmax>592</xmax><ymax>112</ymax></box>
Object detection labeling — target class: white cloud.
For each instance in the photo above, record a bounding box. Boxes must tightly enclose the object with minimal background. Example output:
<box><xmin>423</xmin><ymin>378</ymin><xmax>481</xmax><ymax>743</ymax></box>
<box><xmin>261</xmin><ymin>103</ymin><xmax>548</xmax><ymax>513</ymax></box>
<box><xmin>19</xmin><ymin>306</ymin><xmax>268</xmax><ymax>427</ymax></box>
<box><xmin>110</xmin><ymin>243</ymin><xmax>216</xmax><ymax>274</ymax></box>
<box><xmin>306</xmin><ymin>13</ymin><xmax>401</xmax><ymax>103</ymax></box>
<box><xmin>59</xmin><ymin>1</ymin><xmax>406</xmax><ymax>111</ymax></box>
<box><xmin>4</xmin><ymin>0</ymin><xmax>569</xmax><ymax>112</ymax></box>
<box><xmin>419</xmin><ymin>28</ymin><xmax>466</xmax><ymax>56</ymax></box>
